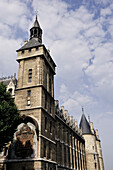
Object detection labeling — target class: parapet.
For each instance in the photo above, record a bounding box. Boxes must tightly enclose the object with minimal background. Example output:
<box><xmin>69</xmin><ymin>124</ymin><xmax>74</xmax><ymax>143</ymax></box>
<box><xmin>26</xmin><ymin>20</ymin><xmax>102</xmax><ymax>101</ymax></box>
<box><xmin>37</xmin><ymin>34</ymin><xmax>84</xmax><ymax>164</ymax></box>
<box><xmin>55</xmin><ymin>100</ymin><xmax>82</xmax><ymax>136</ymax></box>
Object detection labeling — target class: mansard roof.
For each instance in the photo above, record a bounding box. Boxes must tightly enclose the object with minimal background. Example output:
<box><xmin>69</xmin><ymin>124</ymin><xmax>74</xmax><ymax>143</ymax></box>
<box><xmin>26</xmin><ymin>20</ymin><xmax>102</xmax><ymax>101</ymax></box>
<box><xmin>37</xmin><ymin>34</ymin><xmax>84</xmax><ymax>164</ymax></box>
<box><xmin>79</xmin><ymin>113</ymin><xmax>92</xmax><ymax>135</ymax></box>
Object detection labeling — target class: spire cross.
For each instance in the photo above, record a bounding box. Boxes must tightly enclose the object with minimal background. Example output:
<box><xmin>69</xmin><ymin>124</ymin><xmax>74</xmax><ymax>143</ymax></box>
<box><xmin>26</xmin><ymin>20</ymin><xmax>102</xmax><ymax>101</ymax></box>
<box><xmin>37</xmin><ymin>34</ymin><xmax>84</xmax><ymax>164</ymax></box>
<box><xmin>35</xmin><ymin>9</ymin><xmax>38</xmax><ymax>18</ymax></box>
<box><xmin>82</xmin><ymin>106</ymin><xmax>84</xmax><ymax>115</ymax></box>
<box><xmin>88</xmin><ymin>115</ymin><xmax>90</xmax><ymax>122</ymax></box>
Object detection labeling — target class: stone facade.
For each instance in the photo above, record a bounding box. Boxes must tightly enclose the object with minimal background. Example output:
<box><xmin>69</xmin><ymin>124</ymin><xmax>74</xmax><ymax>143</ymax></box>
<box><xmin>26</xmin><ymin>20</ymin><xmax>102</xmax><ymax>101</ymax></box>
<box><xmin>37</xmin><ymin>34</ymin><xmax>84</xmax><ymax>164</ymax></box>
<box><xmin>0</xmin><ymin>16</ymin><xmax>104</xmax><ymax>170</ymax></box>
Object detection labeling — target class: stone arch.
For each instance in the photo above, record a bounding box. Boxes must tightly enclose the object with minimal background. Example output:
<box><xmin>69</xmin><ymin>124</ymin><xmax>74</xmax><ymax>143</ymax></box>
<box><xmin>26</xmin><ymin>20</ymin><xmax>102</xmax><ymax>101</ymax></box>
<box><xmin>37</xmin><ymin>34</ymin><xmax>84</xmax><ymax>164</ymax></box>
<box><xmin>20</xmin><ymin>115</ymin><xmax>39</xmax><ymax>137</ymax></box>
<box><xmin>8</xmin><ymin>115</ymin><xmax>39</xmax><ymax>159</ymax></box>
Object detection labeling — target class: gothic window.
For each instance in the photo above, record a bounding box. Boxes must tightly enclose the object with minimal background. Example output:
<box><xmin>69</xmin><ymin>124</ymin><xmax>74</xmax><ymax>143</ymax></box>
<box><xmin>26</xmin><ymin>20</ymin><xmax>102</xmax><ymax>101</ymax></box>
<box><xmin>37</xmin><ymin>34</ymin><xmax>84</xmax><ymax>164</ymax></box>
<box><xmin>49</xmin><ymin>72</ymin><xmax>51</xmax><ymax>93</ymax></box>
<box><xmin>95</xmin><ymin>162</ymin><xmax>97</xmax><ymax>169</ymax></box>
<box><xmin>50</xmin><ymin>121</ymin><xmax>52</xmax><ymax>134</ymax></box>
<box><xmin>44</xmin><ymin>142</ymin><xmax>46</xmax><ymax>157</ymax></box>
<box><xmin>45</xmin><ymin>93</ymin><xmax>47</xmax><ymax>109</ymax></box>
<box><xmin>64</xmin><ymin>145</ymin><xmax>66</xmax><ymax>165</ymax></box>
<box><xmin>34</xmin><ymin>29</ymin><xmax>37</xmax><ymax>36</ymax></box>
<box><xmin>50</xmin><ymin>99</ymin><xmax>52</xmax><ymax>113</ymax></box>
<box><xmin>8</xmin><ymin>88</ymin><xmax>12</xmax><ymax>95</ymax></box>
<box><xmin>45</xmin><ymin>117</ymin><xmax>47</xmax><ymax>130</ymax></box>
<box><xmin>48</xmin><ymin>145</ymin><xmax>51</xmax><ymax>159</ymax></box>
<box><xmin>27</xmin><ymin>90</ymin><xmax>31</xmax><ymax>97</ymax></box>
<box><xmin>94</xmin><ymin>154</ymin><xmax>96</xmax><ymax>160</ymax></box>
<box><xmin>28</xmin><ymin>69</ymin><xmax>32</xmax><ymax>83</ymax></box>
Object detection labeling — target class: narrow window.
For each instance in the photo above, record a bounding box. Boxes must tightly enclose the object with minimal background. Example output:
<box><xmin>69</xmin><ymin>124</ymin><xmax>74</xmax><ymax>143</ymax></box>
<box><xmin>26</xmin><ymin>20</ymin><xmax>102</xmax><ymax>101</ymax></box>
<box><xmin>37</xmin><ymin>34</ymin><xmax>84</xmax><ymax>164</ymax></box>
<box><xmin>45</xmin><ymin>93</ymin><xmax>47</xmax><ymax>109</ymax></box>
<box><xmin>48</xmin><ymin>146</ymin><xmax>50</xmax><ymax>159</ymax></box>
<box><xmin>50</xmin><ymin>99</ymin><xmax>52</xmax><ymax>113</ymax></box>
<box><xmin>27</xmin><ymin>90</ymin><xmax>31</xmax><ymax>97</ymax></box>
<box><xmin>27</xmin><ymin>100</ymin><xmax>30</xmax><ymax>106</ymax></box>
<box><xmin>44</xmin><ymin>142</ymin><xmax>46</xmax><ymax>157</ymax></box>
<box><xmin>45</xmin><ymin>117</ymin><xmax>47</xmax><ymax>130</ymax></box>
<box><xmin>95</xmin><ymin>162</ymin><xmax>97</xmax><ymax>169</ymax></box>
<box><xmin>28</xmin><ymin>69</ymin><xmax>32</xmax><ymax>83</ymax></box>
<box><xmin>8</xmin><ymin>88</ymin><xmax>12</xmax><ymax>95</ymax></box>
<box><xmin>50</xmin><ymin>121</ymin><xmax>52</xmax><ymax>133</ymax></box>
<box><xmin>34</xmin><ymin>29</ymin><xmax>37</xmax><ymax>36</ymax></box>
<box><xmin>94</xmin><ymin>154</ymin><xmax>95</xmax><ymax>160</ymax></box>
<box><xmin>21</xmin><ymin>50</ymin><xmax>24</xmax><ymax>54</ymax></box>
<box><xmin>49</xmin><ymin>73</ymin><xmax>51</xmax><ymax>93</ymax></box>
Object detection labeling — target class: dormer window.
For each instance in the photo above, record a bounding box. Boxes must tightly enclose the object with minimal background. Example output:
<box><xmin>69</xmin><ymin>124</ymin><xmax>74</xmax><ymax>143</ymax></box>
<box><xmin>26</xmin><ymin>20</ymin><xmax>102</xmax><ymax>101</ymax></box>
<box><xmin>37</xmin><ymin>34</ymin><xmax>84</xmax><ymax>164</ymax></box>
<box><xmin>28</xmin><ymin>49</ymin><xmax>31</xmax><ymax>53</ymax></box>
<box><xmin>28</xmin><ymin>69</ymin><xmax>32</xmax><ymax>83</ymax></box>
<box><xmin>36</xmin><ymin>47</ymin><xmax>38</xmax><ymax>51</ymax></box>
<box><xmin>21</xmin><ymin>50</ymin><xmax>24</xmax><ymax>54</ymax></box>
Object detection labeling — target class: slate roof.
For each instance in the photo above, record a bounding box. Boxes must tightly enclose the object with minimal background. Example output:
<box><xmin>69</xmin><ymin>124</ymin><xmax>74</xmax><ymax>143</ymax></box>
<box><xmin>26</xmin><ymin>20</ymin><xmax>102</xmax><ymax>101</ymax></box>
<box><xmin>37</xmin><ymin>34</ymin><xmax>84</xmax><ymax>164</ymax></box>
<box><xmin>0</xmin><ymin>77</ymin><xmax>17</xmax><ymax>86</ymax></box>
<box><xmin>79</xmin><ymin>114</ymin><xmax>92</xmax><ymax>134</ymax></box>
<box><xmin>16</xmin><ymin>38</ymin><xmax>42</xmax><ymax>52</ymax></box>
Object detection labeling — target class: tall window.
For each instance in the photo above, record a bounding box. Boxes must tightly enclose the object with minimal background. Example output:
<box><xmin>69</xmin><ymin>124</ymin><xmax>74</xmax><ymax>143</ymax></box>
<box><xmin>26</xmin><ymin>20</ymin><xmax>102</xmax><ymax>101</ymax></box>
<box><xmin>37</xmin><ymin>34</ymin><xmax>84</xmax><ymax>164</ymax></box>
<box><xmin>50</xmin><ymin>99</ymin><xmax>52</xmax><ymax>113</ymax></box>
<box><xmin>95</xmin><ymin>162</ymin><xmax>97</xmax><ymax>169</ymax></box>
<box><xmin>45</xmin><ymin>117</ymin><xmax>47</xmax><ymax>130</ymax></box>
<box><xmin>27</xmin><ymin>90</ymin><xmax>31</xmax><ymax>97</ymax></box>
<box><xmin>44</xmin><ymin>142</ymin><xmax>46</xmax><ymax>157</ymax></box>
<box><xmin>8</xmin><ymin>88</ymin><xmax>12</xmax><ymax>95</ymax></box>
<box><xmin>49</xmin><ymin>72</ymin><xmax>51</xmax><ymax>93</ymax></box>
<box><xmin>27</xmin><ymin>100</ymin><xmax>30</xmax><ymax>106</ymax></box>
<box><xmin>45</xmin><ymin>93</ymin><xmax>47</xmax><ymax>109</ymax></box>
<box><xmin>50</xmin><ymin>121</ymin><xmax>52</xmax><ymax>133</ymax></box>
<box><xmin>28</xmin><ymin>69</ymin><xmax>32</xmax><ymax>83</ymax></box>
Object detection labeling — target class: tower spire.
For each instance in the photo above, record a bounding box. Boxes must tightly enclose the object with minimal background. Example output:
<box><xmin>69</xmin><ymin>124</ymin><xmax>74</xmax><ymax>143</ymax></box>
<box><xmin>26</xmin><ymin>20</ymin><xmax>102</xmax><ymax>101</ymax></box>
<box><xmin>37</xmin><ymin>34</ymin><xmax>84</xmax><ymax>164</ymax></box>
<box><xmin>30</xmin><ymin>14</ymin><xmax>42</xmax><ymax>43</ymax></box>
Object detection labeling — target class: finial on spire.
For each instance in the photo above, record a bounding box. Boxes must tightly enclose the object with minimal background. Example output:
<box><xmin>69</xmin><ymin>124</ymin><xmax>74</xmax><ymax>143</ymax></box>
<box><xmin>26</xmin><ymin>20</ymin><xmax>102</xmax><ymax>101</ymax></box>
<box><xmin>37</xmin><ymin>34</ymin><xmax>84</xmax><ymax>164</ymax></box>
<box><xmin>30</xmin><ymin>11</ymin><xmax>42</xmax><ymax>43</ymax></box>
<box><xmin>35</xmin><ymin>9</ymin><xmax>38</xmax><ymax>20</ymax></box>
<box><xmin>82</xmin><ymin>106</ymin><xmax>84</xmax><ymax>115</ymax></box>
<box><xmin>88</xmin><ymin>115</ymin><xmax>90</xmax><ymax>122</ymax></box>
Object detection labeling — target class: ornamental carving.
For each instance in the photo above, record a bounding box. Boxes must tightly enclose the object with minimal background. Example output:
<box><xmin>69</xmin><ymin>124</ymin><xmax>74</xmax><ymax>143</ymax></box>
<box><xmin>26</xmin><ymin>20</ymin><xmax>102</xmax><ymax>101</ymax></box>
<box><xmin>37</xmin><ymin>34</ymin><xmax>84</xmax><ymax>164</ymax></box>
<box><xmin>15</xmin><ymin>124</ymin><xmax>35</xmax><ymax>158</ymax></box>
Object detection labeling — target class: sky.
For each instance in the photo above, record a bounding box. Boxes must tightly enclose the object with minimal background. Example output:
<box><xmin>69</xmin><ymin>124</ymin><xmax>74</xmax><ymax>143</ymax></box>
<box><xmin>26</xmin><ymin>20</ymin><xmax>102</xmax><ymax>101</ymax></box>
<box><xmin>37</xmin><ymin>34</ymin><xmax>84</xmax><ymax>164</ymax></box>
<box><xmin>0</xmin><ymin>0</ymin><xmax>113</xmax><ymax>169</ymax></box>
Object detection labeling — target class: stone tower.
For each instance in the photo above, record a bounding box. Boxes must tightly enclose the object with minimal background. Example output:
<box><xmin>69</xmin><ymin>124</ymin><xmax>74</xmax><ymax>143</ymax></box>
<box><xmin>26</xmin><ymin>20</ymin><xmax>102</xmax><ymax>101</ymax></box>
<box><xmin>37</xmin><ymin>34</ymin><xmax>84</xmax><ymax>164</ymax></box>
<box><xmin>8</xmin><ymin>15</ymin><xmax>56</xmax><ymax>169</ymax></box>
<box><xmin>79</xmin><ymin>109</ymin><xmax>104</xmax><ymax>170</ymax></box>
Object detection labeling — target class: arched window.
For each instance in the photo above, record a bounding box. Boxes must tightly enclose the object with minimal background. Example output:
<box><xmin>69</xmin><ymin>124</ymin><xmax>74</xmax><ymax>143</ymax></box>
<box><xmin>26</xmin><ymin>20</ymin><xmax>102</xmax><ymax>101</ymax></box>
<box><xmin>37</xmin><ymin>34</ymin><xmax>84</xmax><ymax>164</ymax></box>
<box><xmin>34</xmin><ymin>29</ymin><xmax>37</xmax><ymax>36</ymax></box>
<box><xmin>8</xmin><ymin>88</ymin><xmax>12</xmax><ymax>95</ymax></box>
<box><xmin>28</xmin><ymin>69</ymin><xmax>32</xmax><ymax>83</ymax></box>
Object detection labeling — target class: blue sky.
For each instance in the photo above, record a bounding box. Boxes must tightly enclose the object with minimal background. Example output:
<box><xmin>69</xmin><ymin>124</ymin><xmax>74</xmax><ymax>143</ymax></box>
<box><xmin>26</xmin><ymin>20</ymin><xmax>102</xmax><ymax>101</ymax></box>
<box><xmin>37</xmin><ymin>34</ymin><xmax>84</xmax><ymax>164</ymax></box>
<box><xmin>0</xmin><ymin>0</ymin><xmax>113</xmax><ymax>169</ymax></box>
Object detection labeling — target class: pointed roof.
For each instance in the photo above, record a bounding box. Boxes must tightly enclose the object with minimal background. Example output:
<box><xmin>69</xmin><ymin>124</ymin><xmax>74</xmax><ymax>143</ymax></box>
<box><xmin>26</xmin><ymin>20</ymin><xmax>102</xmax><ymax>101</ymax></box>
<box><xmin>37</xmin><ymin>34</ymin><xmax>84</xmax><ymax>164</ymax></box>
<box><xmin>16</xmin><ymin>38</ymin><xmax>41</xmax><ymax>51</ymax></box>
<box><xmin>17</xmin><ymin>15</ymin><xmax>42</xmax><ymax>52</ymax></box>
<box><xmin>79</xmin><ymin>113</ymin><xmax>92</xmax><ymax>135</ymax></box>
<box><xmin>33</xmin><ymin>15</ymin><xmax>40</xmax><ymax>28</ymax></box>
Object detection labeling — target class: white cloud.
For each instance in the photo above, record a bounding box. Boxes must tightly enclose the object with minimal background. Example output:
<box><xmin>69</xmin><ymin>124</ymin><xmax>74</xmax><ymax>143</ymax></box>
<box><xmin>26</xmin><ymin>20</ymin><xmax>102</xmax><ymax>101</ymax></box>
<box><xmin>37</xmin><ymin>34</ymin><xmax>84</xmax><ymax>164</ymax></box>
<box><xmin>0</xmin><ymin>0</ymin><xmax>113</xmax><ymax>169</ymax></box>
<box><xmin>0</xmin><ymin>36</ymin><xmax>22</xmax><ymax>76</ymax></box>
